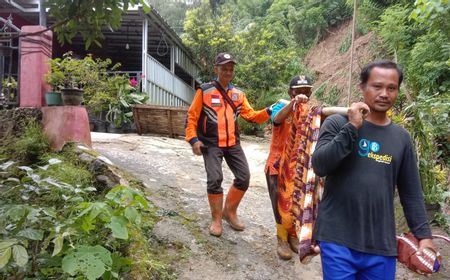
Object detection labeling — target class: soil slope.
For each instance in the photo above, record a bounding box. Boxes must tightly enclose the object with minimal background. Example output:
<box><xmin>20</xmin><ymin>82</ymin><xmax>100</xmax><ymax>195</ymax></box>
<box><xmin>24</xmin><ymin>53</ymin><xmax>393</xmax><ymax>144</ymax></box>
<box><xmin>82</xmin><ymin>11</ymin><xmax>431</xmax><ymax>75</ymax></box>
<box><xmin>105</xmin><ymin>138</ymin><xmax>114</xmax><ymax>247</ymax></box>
<box><xmin>306</xmin><ymin>20</ymin><xmax>377</xmax><ymax>106</ymax></box>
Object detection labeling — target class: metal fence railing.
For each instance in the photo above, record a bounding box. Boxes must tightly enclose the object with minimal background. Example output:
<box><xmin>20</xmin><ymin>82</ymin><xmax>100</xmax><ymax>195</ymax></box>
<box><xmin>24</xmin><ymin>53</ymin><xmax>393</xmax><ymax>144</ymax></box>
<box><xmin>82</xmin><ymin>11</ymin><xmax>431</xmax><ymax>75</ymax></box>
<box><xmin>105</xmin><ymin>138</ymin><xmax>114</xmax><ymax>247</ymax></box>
<box><xmin>145</xmin><ymin>54</ymin><xmax>194</xmax><ymax>107</ymax></box>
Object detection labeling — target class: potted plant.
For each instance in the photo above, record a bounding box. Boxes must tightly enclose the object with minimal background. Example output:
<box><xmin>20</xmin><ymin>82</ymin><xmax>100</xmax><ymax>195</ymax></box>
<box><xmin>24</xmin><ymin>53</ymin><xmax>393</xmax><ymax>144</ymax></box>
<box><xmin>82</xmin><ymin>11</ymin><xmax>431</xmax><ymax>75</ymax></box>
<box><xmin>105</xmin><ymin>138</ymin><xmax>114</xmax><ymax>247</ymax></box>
<box><xmin>46</xmin><ymin>52</ymin><xmax>97</xmax><ymax>106</ymax></box>
<box><xmin>105</xmin><ymin>75</ymin><xmax>148</xmax><ymax>132</ymax></box>
<box><xmin>44</xmin><ymin>61</ymin><xmax>63</xmax><ymax>106</ymax></box>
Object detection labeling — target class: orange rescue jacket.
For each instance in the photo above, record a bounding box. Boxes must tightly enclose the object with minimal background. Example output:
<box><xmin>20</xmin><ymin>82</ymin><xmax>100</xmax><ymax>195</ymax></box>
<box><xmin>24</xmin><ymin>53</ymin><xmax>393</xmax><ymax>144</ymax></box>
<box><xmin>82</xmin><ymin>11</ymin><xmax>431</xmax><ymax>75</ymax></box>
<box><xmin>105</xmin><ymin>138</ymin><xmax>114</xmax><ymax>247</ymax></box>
<box><xmin>185</xmin><ymin>82</ymin><xmax>270</xmax><ymax>148</ymax></box>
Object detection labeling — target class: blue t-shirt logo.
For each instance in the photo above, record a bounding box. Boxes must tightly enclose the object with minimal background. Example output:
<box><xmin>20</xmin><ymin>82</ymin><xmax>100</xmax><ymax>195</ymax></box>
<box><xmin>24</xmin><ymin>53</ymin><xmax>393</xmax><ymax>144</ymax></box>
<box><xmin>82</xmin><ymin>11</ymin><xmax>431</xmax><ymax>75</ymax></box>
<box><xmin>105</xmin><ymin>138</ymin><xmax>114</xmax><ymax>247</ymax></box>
<box><xmin>370</xmin><ymin>141</ymin><xmax>380</xmax><ymax>153</ymax></box>
<box><xmin>358</xmin><ymin>138</ymin><xmax>393</xmax><ymax>164</ymax></box>
<box><xmin>358</xmin><ymin>139</ymin><xmax>370</xmax><ymax>157</ymax></box>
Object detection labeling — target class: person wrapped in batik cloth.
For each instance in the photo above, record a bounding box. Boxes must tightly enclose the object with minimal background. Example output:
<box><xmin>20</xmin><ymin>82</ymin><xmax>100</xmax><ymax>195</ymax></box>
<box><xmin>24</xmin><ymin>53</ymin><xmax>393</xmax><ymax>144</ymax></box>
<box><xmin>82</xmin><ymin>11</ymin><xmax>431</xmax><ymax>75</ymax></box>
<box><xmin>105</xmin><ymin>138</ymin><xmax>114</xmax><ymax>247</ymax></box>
<box><xmin>276</xmin><ymin>100</ymin><xmax>324</xmax><ymax>263</ymax></box>
<box><xmin>265</xmin><ymin>75</ymin><xmax>319</xmax><ymax>260</ymax></box>
<box><xmin>289</xmin><ymin>105</ymin><xmax>324</xmax><ymax>263</ymax></box>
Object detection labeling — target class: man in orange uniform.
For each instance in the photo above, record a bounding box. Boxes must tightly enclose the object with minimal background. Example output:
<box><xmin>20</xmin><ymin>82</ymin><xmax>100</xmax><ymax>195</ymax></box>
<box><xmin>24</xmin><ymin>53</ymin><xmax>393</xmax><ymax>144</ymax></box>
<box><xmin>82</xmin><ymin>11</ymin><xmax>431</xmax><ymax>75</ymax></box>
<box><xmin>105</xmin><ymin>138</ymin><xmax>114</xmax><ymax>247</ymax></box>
<box><xmin>185</xmin><ymin>53</ymin><xmax>271</xmax><ymax>237</ymax></box>
<box><xmin>265</xmin><ymin>75</ymin><xmax>312</xmax><ymax>259</ymax></box>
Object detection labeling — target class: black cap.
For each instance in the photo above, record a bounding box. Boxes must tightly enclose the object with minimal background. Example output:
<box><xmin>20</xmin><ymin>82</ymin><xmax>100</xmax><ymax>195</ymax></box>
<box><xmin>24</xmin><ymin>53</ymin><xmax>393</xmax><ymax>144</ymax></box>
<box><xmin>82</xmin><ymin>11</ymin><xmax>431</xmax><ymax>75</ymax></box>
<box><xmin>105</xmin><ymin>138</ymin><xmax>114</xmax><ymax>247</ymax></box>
<box><xmin>289</xmin><ymin>75</ymin><xmax>313</xmax><ymax>89</ymax></box>
<box><xmin>215</xmin><ymin>53</ymin><xmax>236</xmax><ymax>65</ymax></box>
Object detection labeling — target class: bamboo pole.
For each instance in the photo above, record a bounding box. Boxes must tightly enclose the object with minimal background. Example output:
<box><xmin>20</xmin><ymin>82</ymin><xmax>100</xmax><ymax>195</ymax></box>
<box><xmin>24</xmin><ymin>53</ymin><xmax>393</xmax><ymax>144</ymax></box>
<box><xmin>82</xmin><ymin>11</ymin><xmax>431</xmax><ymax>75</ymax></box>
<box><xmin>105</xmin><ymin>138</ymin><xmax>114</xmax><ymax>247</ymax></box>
<box><xmin>322</xmin><ymin>107</ymin><xmax>348</xmax><ymax>116</ymax></box>
<box><xmin>322</xmin><ymin>106</ymin><xmax>369</xmax><ymax>118</ymax></box>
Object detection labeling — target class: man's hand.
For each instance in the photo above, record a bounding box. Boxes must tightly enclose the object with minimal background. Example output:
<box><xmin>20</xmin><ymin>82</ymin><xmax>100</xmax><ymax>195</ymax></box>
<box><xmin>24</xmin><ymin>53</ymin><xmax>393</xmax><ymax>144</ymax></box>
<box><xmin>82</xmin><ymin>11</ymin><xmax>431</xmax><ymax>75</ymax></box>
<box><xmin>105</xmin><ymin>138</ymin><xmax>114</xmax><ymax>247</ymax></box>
<box><xmin>348</xmin><ymin>102</ymin><xmax>370</xmax><ymax>129</ymax></box>
<box><xmin>293</xmin><ymin>94</ymin><xmax>309</xmax><ymax>104</ymax></box>
<box><xmin>311</xmin><ymin>245</ymin><xmax>320</xmax><ymax>254</ymax></box>
<box><xmin>192</xmin><ymin>141</ymin><xmax>204</xmax><ymax>156</ymax></box>
<box><xmin>417</xmin><ymin>238</ymin><xmax>437</xmax><ymax>256</ymax></box>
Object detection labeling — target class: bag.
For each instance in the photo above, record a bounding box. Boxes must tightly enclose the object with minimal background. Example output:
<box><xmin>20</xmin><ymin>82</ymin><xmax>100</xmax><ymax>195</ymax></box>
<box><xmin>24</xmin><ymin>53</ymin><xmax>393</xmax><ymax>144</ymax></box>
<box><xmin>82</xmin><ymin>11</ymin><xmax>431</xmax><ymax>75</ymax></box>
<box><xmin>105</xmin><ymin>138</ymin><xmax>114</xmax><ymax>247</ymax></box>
<box><xmin>397</xmin><ymin>232</ymin><xmax>449</xmax><ymax>275</ymax></box>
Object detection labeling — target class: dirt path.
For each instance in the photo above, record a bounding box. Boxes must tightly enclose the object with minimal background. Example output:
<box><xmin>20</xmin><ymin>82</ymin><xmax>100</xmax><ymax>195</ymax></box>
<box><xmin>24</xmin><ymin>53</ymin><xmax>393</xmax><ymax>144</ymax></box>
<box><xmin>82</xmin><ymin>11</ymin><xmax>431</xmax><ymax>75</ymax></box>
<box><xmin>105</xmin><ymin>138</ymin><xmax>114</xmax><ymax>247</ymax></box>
<box><xmin>92</xmin><ymin>133</ymin><xmax>444</xmax><ymax>280</ymax></box>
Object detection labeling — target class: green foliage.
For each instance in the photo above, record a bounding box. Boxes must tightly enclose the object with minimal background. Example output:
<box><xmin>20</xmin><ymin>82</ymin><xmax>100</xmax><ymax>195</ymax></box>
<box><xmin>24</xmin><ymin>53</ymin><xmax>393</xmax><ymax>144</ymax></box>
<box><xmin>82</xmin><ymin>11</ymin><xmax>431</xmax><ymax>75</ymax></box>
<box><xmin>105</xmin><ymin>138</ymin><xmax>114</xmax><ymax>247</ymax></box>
<box><xmin>410</xmin><ymin>0</ymin><xmax>450</xmax><ymax>38</ymax></box>
<box><xmin>404</xmin><ymin>94</ymin><xmax>449</xmax><ymax>205</ymax></box>
<box><xmin>313</xmin><ymin>81</ymin><xmax>328</xmax><ymax>100</ymax></box>
<box><xmin>355</xmin><ymin>0</ymin><xmax>402</xmax><ymax>32</ymax></box>
<box><xmin>62</xmin><ymin>245</ymin><xmax>112</xmax><ymax>280</ymax></box>
<box><xmin>312</xmin><ymin>82</ymin><xmax>342</xmax><ymax>106</ymax></box>
<box><xmin>45</xmin><ymin>52</ymin><xmax>115</xmax><ymax>90</ymax></box>
<box><xmin>46</xmin><ymin>0</ymin><xmax>150</xmax><ymax>48</ymax></box>
<box><xmin>233</xmin><ymin>22</ymin><xmax>301</xmax><ymax>93</ymax></box>
<box><xmin>1</xmin><ymin>76</ymin><xmax>17</xmax><ymax>92</ymax></box>
<box><xmin>371</xmin><ymin>0</ymin><xmax>449</xmax><ymax>215</ymax></box>
<box><xmin>148</xmin><ymin>0</ymin><xmax>201</xmax><ymax>34</ymax></box>
<box><xmin>46</xmin><ymin>52</ymin><xmax>148</xmax><ymax>126</ymax></box>
<box><xmin>0</xmin><ymin>131</ymin><xmax>170</xmax><ymax>279</ymax></box>
<box><xmin>283</xmin><ymin>0</ymin><xmax>351</xmax><ymax>48</ymax></box>
<box><xmin>183</xmin><ymin>0</ymin><xmax>348</xmax><ymax>133</ymax></box>
<box><xmin>0</xmin><ymin>155</ymin><xmax>152</xmax><ymax>278</ymax></box>
<box><xmin>339</xmin><ymin>33</ymin><xmax>352</xmax><ymax>53</ymax></box>
<box><xmin>407</xmin><ymin>32</ymin><xmax>450</xmax><ymax>94</ymax></box>
<box><xmin>268</xmin><ymin>0</ymin><xmax>351</xmax><ymax>48</ymax></box>
<box><xmin>323</xmin><ymin>0</ymin><xmax>353</xmax><ymax>26</ymax></box>
<box><xmin>1</xmin><ymin>76</ymin><xmax>18</xmax><ymax>104</ymax></box>
<box><xmin>104</xmin><ymin>75</ymin><xmax>149</xmax><ymax>128</ymax></box>
<box><xmin>38</xmin><ymin>156</ymin><xmax>95</xmax><ymax>189</ymax></box>
<box><xmin>376</xmin><ymin>5</ymin><xmax>421</xmax><ymax>62</ymax></box>
<box><xmin>13</xmin><ymin>120</ymin><xmax>49</xmax><ymax>163</ymax></box>
<box><xmin>325</xmin><ymin>85</ymin><xmax>342</xmax><ymax>106</ymax></box>
<box><xmin>183</xmin><ymin>3</ymin><xmax>236</xmax><ymax>80</ymax></box>
<box><xmin>288</xmin><ymin>6</ymin><xmax>327</xmax><ymax>48</ymax></box>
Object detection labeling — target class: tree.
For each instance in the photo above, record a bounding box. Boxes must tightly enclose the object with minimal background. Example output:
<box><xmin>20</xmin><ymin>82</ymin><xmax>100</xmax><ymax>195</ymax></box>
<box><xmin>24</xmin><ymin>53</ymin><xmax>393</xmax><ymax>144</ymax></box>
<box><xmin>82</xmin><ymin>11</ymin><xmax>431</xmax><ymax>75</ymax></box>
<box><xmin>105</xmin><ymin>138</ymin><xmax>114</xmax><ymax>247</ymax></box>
<box><xmin>147</xmin><ymin>0</ymin><xmax>201</xmax><ymax>34</ymax></box>
<box><xmin>183</xmin><ymin>2</ymin><xmax>235</xmax><ymax>80</ymax></box>
<box><xmin>374</xmin><ymin>0</ymin><xmax>450</xmax><ymax>206</ymax></box>
<box><xmin>44</xmin><ymin>0</ymin><xmax>150</xmax><ymax>48</ymax></box>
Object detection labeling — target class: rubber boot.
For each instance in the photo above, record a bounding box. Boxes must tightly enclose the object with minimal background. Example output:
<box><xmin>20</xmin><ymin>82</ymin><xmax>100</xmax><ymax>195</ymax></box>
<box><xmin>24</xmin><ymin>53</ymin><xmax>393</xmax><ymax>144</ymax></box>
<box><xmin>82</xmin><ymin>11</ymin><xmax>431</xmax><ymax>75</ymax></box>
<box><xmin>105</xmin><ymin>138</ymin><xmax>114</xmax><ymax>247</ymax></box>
<box><xmin>288</xmin><ymin>234</ymin><xmax>299</xmax><ymax>254</ymax></box>
<box><xmin>277</xmin><ymin>224</ymin><xmax>292</xmax><ymax>260</ymax></box>
<box><xmin>207</xmin><ymin>193</ymin><xmax>223</xmax><ymax>237</ymax></box>
<box><xmin>223</xmin><ymin>186</ymin><xmax>245</xmax><ymax>231</ymax></box>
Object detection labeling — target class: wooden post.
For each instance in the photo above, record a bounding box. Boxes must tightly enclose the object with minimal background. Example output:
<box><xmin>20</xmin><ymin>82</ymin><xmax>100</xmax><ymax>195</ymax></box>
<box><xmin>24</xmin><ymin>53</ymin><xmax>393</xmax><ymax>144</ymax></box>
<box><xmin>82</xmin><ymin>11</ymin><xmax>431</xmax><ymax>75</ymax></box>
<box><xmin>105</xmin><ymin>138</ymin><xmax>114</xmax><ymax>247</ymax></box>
<box><xmin>347</xmin><ymin>0</ymin><xmax>358</xmax><ymax>106</ymax></box>
<box><xmin>167</xmin><ymin>109</ymin><xmax>174</xmax><ymax>138</ymax></box>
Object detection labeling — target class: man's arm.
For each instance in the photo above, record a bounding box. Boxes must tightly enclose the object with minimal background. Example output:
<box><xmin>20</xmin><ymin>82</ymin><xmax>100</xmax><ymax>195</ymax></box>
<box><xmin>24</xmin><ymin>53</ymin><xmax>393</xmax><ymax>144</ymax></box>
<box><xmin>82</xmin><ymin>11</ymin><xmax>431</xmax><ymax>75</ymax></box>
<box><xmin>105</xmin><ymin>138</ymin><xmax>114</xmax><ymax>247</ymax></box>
<box><xmin>239</xmin><ymin>95</ymin><xmax>270</xmax><ymax>124</ymax></box>
<box><xmin>273</xmin><ymin>94</ymin><xmax>308</xmax><ymax>125</ymax></box>
<box><xmin>397</xmin><ymin>139</ymin><xmax>436</xmax><ymax>252</ymax></box>
<box><xmin>312</xmin><ymin>102</ymin><xmax>369</xmax><ymax>177</ymax></box>
<box><xmin>311</xmin><ymin>115</ymin><xmax>357</xmax><ymax>177</ymax></box>
<box><xmin>397</xmin><ymin>141</ymin><xmax>432</xmax><ymax>239</ymax></box>
<box><xmin>185</xmin><ymin>89</ymin><xmax>204</xmax><ymax>155</ymax></box>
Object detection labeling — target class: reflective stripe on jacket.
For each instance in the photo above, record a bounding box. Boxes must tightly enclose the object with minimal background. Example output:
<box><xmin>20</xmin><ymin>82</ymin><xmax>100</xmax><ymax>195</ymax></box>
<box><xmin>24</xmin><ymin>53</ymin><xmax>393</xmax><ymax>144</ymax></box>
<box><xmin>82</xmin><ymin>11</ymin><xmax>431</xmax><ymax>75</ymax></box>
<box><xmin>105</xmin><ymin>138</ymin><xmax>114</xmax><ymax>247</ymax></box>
<box><xmin>185</xmin><ymin>82</ymin><xmax>270</xmax><ymax>148</ymax></box>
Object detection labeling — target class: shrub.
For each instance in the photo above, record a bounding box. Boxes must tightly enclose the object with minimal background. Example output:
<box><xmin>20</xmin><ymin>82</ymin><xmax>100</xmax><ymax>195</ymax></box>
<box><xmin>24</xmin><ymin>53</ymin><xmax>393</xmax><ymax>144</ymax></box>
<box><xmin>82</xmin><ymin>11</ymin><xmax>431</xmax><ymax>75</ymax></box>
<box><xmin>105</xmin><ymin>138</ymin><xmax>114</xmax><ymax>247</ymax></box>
<box><xmin>13</xmin><ymin>120</ymin><xmax>49</xmax><ymax>163</ymax></box>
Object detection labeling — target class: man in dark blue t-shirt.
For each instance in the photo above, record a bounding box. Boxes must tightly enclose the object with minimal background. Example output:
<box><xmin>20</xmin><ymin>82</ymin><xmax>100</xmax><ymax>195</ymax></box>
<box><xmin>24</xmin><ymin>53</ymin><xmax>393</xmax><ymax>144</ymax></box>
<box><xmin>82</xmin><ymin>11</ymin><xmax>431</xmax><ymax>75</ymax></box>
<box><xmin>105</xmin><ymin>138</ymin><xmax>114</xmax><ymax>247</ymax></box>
<box><xmin>312</xmin><ymin>60</ymin><xmax>436</xmax><ymax>279</ymax></box>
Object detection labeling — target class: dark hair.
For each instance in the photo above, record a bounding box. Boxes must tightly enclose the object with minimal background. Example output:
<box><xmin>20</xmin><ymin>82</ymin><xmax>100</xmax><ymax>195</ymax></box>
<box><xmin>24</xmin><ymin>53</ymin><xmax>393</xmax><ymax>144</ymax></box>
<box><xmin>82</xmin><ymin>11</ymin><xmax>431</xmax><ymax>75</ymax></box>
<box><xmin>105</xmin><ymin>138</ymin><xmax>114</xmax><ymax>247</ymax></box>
<box><xmin>360</xmin><ymin>60</ymin><xmax>403</xmax><ymax>86</ymax></box>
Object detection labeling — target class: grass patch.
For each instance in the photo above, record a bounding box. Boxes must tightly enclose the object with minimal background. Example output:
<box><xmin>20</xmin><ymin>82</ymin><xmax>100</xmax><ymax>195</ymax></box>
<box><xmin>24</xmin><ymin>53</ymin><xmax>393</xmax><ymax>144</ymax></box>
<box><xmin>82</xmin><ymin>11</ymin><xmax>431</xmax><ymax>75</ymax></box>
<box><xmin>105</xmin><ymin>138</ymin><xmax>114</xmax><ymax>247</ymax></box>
<box><xmin>12</xmin><ymin>119</ymin><xmax>49</xmax><ymax>163</ymax></box>
<box><xmin>127</xmin><ymin>214</ymin><xmax>178</xmax><ymax>280</ymax></box>
<box><xmin>339</xmin><ymin>33</ymin><xmax>352</xmax><ymax>54</ymax></box>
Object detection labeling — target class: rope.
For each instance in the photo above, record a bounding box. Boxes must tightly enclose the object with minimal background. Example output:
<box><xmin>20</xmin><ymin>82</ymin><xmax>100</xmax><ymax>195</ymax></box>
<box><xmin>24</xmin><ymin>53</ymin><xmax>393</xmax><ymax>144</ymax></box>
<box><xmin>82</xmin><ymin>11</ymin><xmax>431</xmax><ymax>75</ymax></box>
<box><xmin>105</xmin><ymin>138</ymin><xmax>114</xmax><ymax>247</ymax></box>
<box><xmin>347</xmin><ymin>0</ymin><xmax>358</xmax><ymax>106</ymax></box>
<box><xmin>157</xmin><ymin>32</ymin><xmax>169</xmax><ymax>56</ymax></box>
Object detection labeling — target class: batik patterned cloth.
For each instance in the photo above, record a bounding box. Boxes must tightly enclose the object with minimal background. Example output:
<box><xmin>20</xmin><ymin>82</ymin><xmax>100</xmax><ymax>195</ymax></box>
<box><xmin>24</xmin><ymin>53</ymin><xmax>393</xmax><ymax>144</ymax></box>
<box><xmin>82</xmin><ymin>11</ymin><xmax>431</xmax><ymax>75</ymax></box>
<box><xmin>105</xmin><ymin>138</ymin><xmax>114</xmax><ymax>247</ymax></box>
<box><xmin>277</xmin><ymin>104</ymin><xmax>324</xmax><ymax>263</ymax></box>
